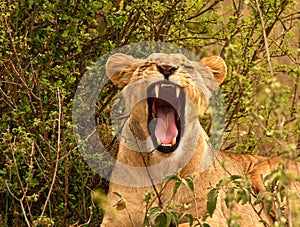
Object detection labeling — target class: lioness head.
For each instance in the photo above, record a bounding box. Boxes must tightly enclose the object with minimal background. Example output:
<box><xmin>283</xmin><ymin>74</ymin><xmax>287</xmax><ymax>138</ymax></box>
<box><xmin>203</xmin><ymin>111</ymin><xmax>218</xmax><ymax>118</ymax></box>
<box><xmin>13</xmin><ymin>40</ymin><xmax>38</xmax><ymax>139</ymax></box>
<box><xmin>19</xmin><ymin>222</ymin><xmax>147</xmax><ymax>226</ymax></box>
<box><xmin>106</xmin><ymin>53</ymin><xmax>226</xmax><ymax>155</ymax></box>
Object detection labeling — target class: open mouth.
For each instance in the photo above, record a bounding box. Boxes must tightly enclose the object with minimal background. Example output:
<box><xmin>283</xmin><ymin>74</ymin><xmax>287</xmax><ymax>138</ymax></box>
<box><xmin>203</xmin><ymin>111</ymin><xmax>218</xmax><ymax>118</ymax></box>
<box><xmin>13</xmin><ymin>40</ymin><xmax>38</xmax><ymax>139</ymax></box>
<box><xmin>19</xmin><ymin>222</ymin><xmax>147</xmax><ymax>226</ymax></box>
<box><xmin>147</xmin><ymin>81</ymin><xmax>185</xmax><ymax>154</ymax></box>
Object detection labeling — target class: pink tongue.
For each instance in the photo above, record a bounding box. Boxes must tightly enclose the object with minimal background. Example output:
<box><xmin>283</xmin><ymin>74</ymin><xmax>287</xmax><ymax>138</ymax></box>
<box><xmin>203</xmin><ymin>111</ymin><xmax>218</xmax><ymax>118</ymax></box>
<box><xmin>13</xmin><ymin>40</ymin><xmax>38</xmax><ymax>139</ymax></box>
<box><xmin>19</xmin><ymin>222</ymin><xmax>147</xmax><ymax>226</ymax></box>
<box><xmin>155</xmin><ymin>107</ymin><xmax>178</xmax><ymax>144</ymax></box>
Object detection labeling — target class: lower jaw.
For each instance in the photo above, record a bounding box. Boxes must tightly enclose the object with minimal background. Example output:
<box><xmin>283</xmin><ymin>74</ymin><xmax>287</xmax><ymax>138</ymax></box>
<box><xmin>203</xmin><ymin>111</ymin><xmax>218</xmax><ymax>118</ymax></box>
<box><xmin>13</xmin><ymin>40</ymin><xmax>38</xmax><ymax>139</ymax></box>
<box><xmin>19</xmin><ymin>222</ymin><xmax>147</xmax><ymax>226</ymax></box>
<box><xmin>151</xmin><ymin>136</ymin><xmax>180</xmax><ymax>154</ymax></box>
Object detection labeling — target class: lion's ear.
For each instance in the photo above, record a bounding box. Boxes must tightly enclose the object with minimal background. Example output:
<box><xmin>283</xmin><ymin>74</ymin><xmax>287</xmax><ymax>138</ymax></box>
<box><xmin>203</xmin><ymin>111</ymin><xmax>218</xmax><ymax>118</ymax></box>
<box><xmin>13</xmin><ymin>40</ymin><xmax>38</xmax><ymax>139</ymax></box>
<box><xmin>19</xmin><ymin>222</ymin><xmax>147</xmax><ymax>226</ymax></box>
<box><xmin>201</xmin><ymin>56</ymin><xmax>227</xmax><ymax>85</ymax></box>
<box><xmin>106</xmin><ymin>53</ymin><xmax>140</xmax><ymax>88</ymax></box>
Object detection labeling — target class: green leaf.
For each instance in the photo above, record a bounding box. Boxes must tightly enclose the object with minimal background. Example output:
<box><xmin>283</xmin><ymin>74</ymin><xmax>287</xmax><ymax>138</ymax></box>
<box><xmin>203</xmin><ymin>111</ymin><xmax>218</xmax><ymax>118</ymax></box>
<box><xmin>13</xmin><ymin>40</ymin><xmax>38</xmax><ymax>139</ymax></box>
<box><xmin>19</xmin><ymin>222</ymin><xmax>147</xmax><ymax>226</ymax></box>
<box><xmin>143</xmin><ymin>190</ymin><xmax>155</xmax><ymax>203</ymax></box>
<box><xmin>0</xmin><ymin>169</ymin><xmax>7</xmax><ymax>175</ymax></box>
<box><xmin>184</xmin><ymin>213</ymin><xmax>194</xmax><ymax>226</ymax></box>
<box><xmin>216</xmin><ymin>177</ymin><xmax>231</xmax><ymax>188</ymax></box>
<box><xmin>207</xmin><ymin>188</ymin><xmax>219</xmax><ymax>217</ymax></box>
<box><xmin>254</xmin><ymin>190</ymin><xmax>268</xmax><ymax>206</ymax></box>
<box><xmin>279</xmin><ymin>185</ymin><xmax>286</xmax><ymax>202</ymax></box>
<box><xmin>163</xmin><ymin>170</ymin><xmax>181</xmax><ymax>182</ymax></box>
<box><xmin>61</xmin><ymin>30</ymin><xmax>68</xmax><ymax>38</ymax></box>
<box><xmin>112</xmin><ymin>191</ymin><xmax>122</xmax><ymax>198</ymax></box>
<box><xmin>225</xmin><ymin>187</ymin><xmax>235</xmax><ymax>209</ymax></box>
<box><xmin>216</xmin><ymin>175</ymin><xmax>243</xmax><ymax>188</ymax></box>
<box><xmin>173</xmin><ymin>181</ymin><xmax>181</xmax><ymax>196</ymax></box>
<box><xmin>264</xmin><ymin>195</ymin><xmax>273</xmax><ymax>215</ymax></box>
<box><xmin>238</xmin><ymin>188</ymin><xmax>250</xmax><ymax>205</ymax></box>
<box><xmin>182</xmin><ymin>177</ymin><xmax>194</xmax><ymax>192</ymax></box>
<box><xmin>154</xmin><ymin>214</ymin><xmax>168</xmax><ymax>227</ymax></box>
<box><xmin>168</xmin><ymin>210</ymin><xmax>179</xmax><ymax>226</ymax></box>
<box><xmin>147</xmin><ymin>206</ymin><xmax>162</xmax><ymax>221</ymax></box>
<box><xmin>230</xmin><ymin>175</ymin><xmax>243</xmax><ymax>181</ymax></box>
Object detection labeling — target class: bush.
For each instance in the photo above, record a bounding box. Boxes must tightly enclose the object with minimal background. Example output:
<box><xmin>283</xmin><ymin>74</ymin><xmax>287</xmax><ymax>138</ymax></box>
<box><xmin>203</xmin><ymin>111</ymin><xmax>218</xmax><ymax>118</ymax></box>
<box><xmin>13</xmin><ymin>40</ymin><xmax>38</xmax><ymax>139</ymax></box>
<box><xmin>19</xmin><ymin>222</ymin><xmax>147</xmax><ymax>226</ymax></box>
<box><xmin>0</xmin><ymin>0</ymin><xmax>299</xmax><ymax>226</ymax></box>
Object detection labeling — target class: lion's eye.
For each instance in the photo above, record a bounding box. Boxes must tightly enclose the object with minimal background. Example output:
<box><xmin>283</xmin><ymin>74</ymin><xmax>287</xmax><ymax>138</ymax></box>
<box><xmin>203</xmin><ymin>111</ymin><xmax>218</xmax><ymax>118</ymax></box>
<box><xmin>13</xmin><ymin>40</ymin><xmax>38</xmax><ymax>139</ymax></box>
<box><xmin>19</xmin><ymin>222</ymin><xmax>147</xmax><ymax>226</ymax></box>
<box><xmin>139</xmin><ymin>65</ymin><xmax>149</xmax><ymax>70</ymax></box>
<box><xmin>182</xmin><ymin>64</ymin><xmax>194</xmax><ymax>70</ymax></box>
<box><xmin>138</xmin><ymin>63</ymin><xmax>155</xmax><ymax>71</ymax></box>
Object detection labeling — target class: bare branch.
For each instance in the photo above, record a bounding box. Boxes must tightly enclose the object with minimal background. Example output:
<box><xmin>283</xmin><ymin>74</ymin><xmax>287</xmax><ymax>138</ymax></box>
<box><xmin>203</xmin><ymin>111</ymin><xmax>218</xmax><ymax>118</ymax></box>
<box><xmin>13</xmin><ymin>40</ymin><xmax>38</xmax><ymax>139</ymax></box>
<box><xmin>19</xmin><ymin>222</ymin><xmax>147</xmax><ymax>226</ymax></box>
<box><xmin>40</xmin><ymin>88</ymin><xmax>62</xmax><ymax>218</ymax></box>
<box><xmin>255</xmin><ymin>0</ymin><xmax>274</xmax><ymax>77</ymax></box>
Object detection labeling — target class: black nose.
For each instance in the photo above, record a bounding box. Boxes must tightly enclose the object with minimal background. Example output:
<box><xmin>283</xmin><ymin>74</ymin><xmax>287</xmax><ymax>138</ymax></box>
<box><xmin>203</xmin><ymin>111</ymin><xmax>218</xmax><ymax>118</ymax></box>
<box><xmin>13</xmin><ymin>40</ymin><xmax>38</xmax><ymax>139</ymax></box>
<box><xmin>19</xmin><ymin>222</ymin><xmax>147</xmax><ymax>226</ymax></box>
<box><xmin>157</xmin><ymin>64</ymin><xmax>178</xmax><ymax>79</ymax></box>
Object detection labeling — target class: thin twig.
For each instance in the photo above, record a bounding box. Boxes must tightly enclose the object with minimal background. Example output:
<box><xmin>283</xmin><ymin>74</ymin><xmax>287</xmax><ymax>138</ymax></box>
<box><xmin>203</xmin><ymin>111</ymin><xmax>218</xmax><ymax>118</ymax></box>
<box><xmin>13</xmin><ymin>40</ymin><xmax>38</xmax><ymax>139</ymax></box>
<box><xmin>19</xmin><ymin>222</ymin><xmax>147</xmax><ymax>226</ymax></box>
<box><xmin>4</xmin><ymin>61</ymin><xmax>40</xmax><ymax>100</ymax></box>
<box><xmin>58</xmin><ymin>128</ymin><xmax>97</xmax><ymax>161</ymax></box>
<box><xmin>125</xmin><ymin>206</ymin><xmax>135</xmax><ymax>227</ymax></box>
<box><xmin>141</xmin><ymin>154</ymin><xmax>163</xmax><ymax>207</ymax></box>
<box><xmin>4</xmin><ymin>139</ymin><xmax>34</xmax><ymax>226</ymax></box>
<box><xmin>285</xmin><ymin>186</ymin><xmax>293</xmax><ymax>227</ymax></box>
<box><xmin>77</xmin><ymin>207</ymin><xmax>93</xmax><ymax>227</ymax></box>
<box><xmin>186</xmin><ymin>0</ymin><xmax>223</xmax><ymax>21</ymax></box>
<box><xmin>40</xmin><ymin>88</ymin><xmax>62</xmax><ymax>218</ymax></box>
<box><xmin>193</xmin><ymin>192</ymin><xmax>199</xmax><ymax>220</ymax></box>
<box><xmin>156</xmin><ymin>0</ymin><xmax>182</xmax><ymax>41</ymax></box>
<box><xmin>255</xmin><ymin>0</ymin><xmax>274</xmax><ymax>77</ymax></box>
<box><xmin>5</xmin><ymin>180</ymin><xmax>31</xmax><ymax>227</ymax></box>
<box><xmin>62</xmin><ymin>110</ymin><xmax>68</xmax><ymax>226</ymax></box>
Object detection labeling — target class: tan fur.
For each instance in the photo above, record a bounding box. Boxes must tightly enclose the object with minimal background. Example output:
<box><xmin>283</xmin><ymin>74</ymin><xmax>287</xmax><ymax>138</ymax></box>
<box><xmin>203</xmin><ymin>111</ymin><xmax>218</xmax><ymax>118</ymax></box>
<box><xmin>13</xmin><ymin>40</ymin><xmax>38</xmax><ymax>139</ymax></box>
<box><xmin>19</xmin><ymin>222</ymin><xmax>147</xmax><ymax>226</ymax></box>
<box><xmin>101</xmin><ymin>53</ymin><xmax>300</xmax><ymax>226</ymax></box>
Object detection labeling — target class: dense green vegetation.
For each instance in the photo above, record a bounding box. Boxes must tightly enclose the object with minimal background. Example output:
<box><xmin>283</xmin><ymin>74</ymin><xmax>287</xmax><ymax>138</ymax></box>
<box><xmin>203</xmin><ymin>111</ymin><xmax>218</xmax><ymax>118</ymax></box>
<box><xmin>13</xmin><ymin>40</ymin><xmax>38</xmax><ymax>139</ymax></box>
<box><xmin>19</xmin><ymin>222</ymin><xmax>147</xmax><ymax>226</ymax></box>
<box><xmin>1</xmin><ymin>0</ymin><xmax>299</xmax><ymax>226</ymax></box>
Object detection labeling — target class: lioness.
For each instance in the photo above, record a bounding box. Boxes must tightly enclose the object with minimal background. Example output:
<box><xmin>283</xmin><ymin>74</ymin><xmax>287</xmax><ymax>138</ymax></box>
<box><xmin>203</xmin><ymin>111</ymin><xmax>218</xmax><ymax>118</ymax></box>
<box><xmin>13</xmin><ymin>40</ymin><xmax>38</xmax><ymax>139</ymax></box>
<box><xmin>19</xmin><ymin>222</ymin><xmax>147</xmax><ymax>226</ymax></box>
<box><xmin>101</xmin><ymin>53</ymin><xmax>299</xmax><ymax>226</ymax></box>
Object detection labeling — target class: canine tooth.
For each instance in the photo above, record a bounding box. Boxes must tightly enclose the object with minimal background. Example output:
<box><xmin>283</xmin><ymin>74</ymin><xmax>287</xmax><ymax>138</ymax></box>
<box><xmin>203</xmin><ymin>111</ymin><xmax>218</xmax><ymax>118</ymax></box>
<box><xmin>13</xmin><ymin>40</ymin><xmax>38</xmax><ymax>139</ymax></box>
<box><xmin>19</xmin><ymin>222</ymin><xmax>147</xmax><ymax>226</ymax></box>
<box><xmin>176</xmin><ymin>87</ymin><xmax>180</xmax><ymax>98</ymax></box>
<box><xmin>154</xmin><ymin>84</ymin><xmax>160</xmax><ymax>98</ymax></box>
<box><xmin>156</xmin><ymin>137</ymin><xmax>161</xmax><ymax>145</ymax></box>
<box><xmin>171</xmin><ymin>138</ymin><xmax>176</xmax><ymax>145</ymax></box>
